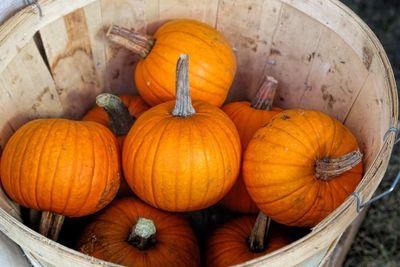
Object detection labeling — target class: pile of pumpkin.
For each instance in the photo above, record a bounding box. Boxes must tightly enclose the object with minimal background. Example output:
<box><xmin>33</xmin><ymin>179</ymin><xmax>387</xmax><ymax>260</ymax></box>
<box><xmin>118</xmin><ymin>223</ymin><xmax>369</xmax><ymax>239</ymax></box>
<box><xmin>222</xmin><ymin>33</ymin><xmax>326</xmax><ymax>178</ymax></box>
<box><xmin>0</xmin><ymin>19</ymin><xmax>363</xmax><ymax>266</ymax></box>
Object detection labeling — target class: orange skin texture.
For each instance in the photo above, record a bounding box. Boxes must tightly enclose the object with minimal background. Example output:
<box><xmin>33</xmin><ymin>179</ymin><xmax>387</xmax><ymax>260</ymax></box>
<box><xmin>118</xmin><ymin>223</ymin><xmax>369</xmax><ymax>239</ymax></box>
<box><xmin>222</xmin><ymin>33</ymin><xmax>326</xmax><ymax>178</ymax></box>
<box><xmin>219</xmin><ymin>101</ymin><xmax>282</xmax><ymax>213</ymax></box>
<box><xmin>0</xmin><ymin>119</ymin><xmax>120</xmax><ymax>217</ymax></box>
<box><xmin>135</xmin><ymin>19</ymin><xmax>236</xmax><ymax>107</ymax></box>
<box><xmin>205</xmin><ymin>216</ymin><xmax>293</xmax><ymax>267</ymax></box>
<box><xmin>77</xmin><ymin>198</ymin><xmax>201</xmax><ymax>267</ymax></box>
<box><xmin>122</xmin><ymin>100</ymin><xmax>241</xmax><ymax>212</ymax></box>
<box><xmin>243</xmin><ymin>110</ymin><xmax>363</xmax><ymax>227</ymax></box>
<box><xmin>83</xmin><ymin>95</ymin><xmax>149</xmax><ymax>196</ymax></box>
<box><xmin>83</xmin><ymin>95</ymin><xmax>150</xmax><ymax>146</ymax></box>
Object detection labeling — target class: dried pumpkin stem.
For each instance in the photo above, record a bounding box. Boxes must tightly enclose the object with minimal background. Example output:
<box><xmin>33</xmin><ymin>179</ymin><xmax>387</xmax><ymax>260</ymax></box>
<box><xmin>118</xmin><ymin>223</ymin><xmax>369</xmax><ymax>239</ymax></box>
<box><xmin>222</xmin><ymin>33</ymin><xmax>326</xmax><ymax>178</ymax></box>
<box><xmin>106</xmin><ymin>25</ymin><xmax>154</xmax><ymax>58</ymax></box>
<box><xmin>251</xmin><ymin>76</ymin><xmax>278</xmax><ymax>110</ymax></box>
<box><xmin>315</xmin><ymin>150</ymin><xmax>363</xmax><ymax>180</ymax></box>
<box><xmin>96</xmin><ymin>93</ymin><xmax>135</xmax><ymax>136</ymax></box>
<box><xmin>128</xmin><ymin>217</ymin><xmax>157</xmax><ymax>250</ymax></box>
<box><xmin>39</xmin><ymin>211</ymin><xmax>54</xmax><ymax>237</ymax></box>
<box><xmin>49</xmin><ymin>214</ymin><xmax>65</xmax><ymax>241</ymax></box>
<box><xmin>39</xmin><ymin>211</ymin><xmax>65</xmax><ymax>241</ymax></box>
<box><xmin>172</xmin><ymin>54</ymin><xmax>196</xmax><ymax>117</ymax></box>
<box><xmin>247</xmin><ymin>212</ymin><xmax>271</xmax><ymax>253</ymax></box>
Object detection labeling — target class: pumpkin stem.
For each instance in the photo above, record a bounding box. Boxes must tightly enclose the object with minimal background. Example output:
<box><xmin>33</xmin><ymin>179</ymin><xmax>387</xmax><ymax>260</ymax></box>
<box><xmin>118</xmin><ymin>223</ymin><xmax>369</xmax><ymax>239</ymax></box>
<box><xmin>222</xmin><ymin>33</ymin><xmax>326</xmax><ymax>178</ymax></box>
<box><xmin>251</xmin><ymin>76</ymin><xmax>278</xmax><ymax>110</ymax></box>
<box><xmin>172</xmin><ymin>54</ymin><xmax>196</xmax><ymax>117</ymax></box>
<box><xmin>106</xmin><ymin>25</ymin><xmax>154</xmax><ymax>58</ymax></box>
<box><xmin>39</xmin><ymin>211</ymin><xmax>65</xmax><ymax>241</ymax></box>
<box><xmin>128</xmin><ymin>217</ymin><xmax>157</xmax><ymax>250</ymax></box>
<box><xmin>315</xmin><ymin>149</ymin><xmax>363</xmax><ymax>180</ymax></box>
<box><xmin>96</xmin><ymin>93</ymin><xmax>135</xmax><ymax>136</ymax></box>
<box><xmin>247</xmin><ymin>212</ymin><xmax>271</xmax><ymax>253</ymax></box>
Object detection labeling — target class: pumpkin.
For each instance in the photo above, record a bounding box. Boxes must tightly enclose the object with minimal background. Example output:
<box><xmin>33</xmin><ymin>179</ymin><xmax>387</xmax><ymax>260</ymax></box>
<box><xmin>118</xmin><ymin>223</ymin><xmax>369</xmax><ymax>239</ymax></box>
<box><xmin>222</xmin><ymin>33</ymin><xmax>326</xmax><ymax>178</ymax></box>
<box><xmin>243</xmin><ymin>109</ymin><xmax>363</xmax><ymax>227</ymax></box>
<box><xmin>205</xmin><ymin>212</ymin><xmax>293</xmax><ymax>267</ymax></box>
<box><xmin>122</xmin><ymin>54</ymin><xmax>241</xmax><ymax>212</ymax></box>
<box><xmin>219</xmin><ymin>76</ymin><xmax>282</xmax><ymax>213</ymax></box>
<box><xmin>83</xmin><ymin>94</ymin><xmax>149</xmax><ymax>197</ymax></box>
<box><xmin>83</xmin><ymin>94</ymin><xmax>150</xmax><ymax>146</ymax></box>
<box><xmin>107</xmin><ymin>19</ymin><xmax>236</xmax><ymax>107</ymax></box>
<box><xmin>0</xmin><ymin>119</ymin><xmax>120</xmax><ymax>240</ymax></box>
<box><xmin>83</xmin><ymin>95</ymin><xmax>149</xmax><ymax>126</ymax></box>
<box><xmin>78</xmin><ymin>198</ymin><xmax>200</xmax><ymax>267</ymax></box>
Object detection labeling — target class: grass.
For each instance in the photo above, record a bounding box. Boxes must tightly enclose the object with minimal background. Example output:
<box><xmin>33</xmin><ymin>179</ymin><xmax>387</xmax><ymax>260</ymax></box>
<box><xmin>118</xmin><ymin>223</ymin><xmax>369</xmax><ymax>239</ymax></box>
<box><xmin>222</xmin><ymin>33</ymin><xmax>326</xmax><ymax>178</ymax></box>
<box><xmin>341</xmin><ymin>1</ymin><xmax>400</xmax><ymax>266</ymax></box>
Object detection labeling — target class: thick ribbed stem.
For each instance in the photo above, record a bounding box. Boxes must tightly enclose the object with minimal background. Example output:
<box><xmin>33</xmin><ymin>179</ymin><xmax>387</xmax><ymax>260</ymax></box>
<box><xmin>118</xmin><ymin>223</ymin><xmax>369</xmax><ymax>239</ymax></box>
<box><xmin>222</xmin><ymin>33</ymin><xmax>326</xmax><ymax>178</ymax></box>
<box><xmin>39</xmin><ymin>211</ymin><xmax>65</xmax><ymax>241</ymax></box>
<box><xmin>247</xmin><ymin>212</ymin><xmax>271</xmax><ymax>253</ymax></box>
<box><xmin>128</xmin><ymin>217</ymin><xmax>157</xmax><ymax>250</ymax></box>
<box><xmin>251</xmin><ymin>76</ymin><xmax>278</xmax><ymax>110</ymax></box>
<box><xmin>96</xmin><ymin>93</ymin><xmax>135</xmax><ymax>136</ymax></box>
<box><xmin>171</xmin><ymin>54</ymin><xmax>196</xmax><ymax>117</ymax></box>
<box><xmin>315</xmin><ymin>150</ymin><xmax>363</xmax><ymax>180</ymax></box>
<box><xmin>106</xmin><ymin>25</ymin><xmax>154</xmax><ymax>58</ymax></box>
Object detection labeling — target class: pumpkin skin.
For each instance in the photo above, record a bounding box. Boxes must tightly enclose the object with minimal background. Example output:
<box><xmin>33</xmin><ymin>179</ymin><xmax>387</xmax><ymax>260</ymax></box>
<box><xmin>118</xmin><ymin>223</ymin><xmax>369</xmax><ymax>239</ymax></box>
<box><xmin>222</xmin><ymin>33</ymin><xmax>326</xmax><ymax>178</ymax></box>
<box><xmin>205</xmin><ymin>216</ymin><xmax>293</xmax><ymax>267</ymax></box>
<box><xmin>243</xmin><ymin>109</ymin><xmax>363</xmax><ymax>227</ymax></box>
<box><xmin>83</xmin><ymin>95</ymin><xmax>150</xmax><ymax>126</ymax></box>
<box><xmin>219</xmin><ymin>102</ymin><xmax>282</xmax><ymax>213</ymax></box>
<box><xmin>135</xmin><ymin>19</ymin><xmax>236</xmax><ymax>107</ymax></box>
<box><xmin>122</xmin><ymin>100</ymin><xmax>241</xmax><ymax>212</ymax></box>
<box><xmin>77</xmin><ymin>198</ymin><xmax>200</xmax><ymax>267</ymax></box>
<box><xmin>0</xmin><ymin>119</ymin><xmax>120</xmax><ymax>217</ymax></box>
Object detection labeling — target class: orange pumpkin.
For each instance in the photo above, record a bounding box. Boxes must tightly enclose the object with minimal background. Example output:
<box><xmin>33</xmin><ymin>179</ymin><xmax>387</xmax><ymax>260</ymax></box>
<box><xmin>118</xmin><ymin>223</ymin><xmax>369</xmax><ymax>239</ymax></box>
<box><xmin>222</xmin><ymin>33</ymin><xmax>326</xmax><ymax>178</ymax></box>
<box><xmin>78</xmin><ymin>198</ymin><xmax>200</xmax><ymax>267</ymax></box>
<box><xmin>122</xmin><ymin>54</ymin><xmax>241</xmax><ymax>212</ymax></box>
<box><xmin>0</xmin><ymin>119</ymin><xmax>120</xmax><ymax>239</ymax></box>
<box><xmin>107</xmin><ymin>19</ymin><xmax>236</xmax><ymax>107</ymax></box>
<box><xmin>83</xmin><ymin>95</ymin><xmax>149</xmax><ymax>126</ymax></box>
<box><xmin>243</xmin><ymin>110</ymin><xmax>363</xmax><ymax>227</ymax></box>
<box><xmin>83</xmin><ymin>95</ymin><xmax>150</xmax><ymax>146</ymax></box>
<box><xmin>205</xmin><ymin>213</ymin><xmax>293</xmax><ymax>267</ymax></box>
<box><xmin>220</xmin><ymin>76</ymin><xmax>282</xmax><ymax>213</ymax></box>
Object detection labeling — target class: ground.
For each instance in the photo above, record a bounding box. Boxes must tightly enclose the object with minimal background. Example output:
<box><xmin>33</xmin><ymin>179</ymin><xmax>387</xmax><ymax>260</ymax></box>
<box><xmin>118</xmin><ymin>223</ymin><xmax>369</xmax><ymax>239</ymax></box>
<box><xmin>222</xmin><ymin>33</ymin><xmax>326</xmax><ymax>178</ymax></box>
<box><xmin>341</xmin><ymin>1</ymin><xmax>400</xmax><ymax>266</ymax></box>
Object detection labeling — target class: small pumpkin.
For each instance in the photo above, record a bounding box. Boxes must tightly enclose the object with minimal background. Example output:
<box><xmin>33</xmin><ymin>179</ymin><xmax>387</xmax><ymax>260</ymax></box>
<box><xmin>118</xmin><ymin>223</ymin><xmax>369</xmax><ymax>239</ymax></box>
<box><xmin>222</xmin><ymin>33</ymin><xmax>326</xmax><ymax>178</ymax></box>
<box><xmin>77</xmin><ymin>198</ymin><xmax>200</xmax><ymax>267</ymax></box>
<box><xmin>122</xmin><ymin>54</ymin><xmax>241</xmax><ymax>212</ymax></box>
<box><xmin>107</xmin><ymin>19</ymin><xmax>236</xmax><ymax>107</ymax></box>
<box><xmin>83</xmin><ymin>94</ymin><xmax>150</xmax><ymax>146</ymax></box>
<box><xmin>243</xmin><ymin>109</ymin><xmax>363</xmax><ymax>227</ymax></box>
<box><xmin>0</xmin><ymin>119</ymin><xmax>121</xmax><ymax>240</ymax></box>
<box><xmin>219</xmin><ymin>76</ymin><xmax>282</xmax><ymax>213</ymax></box>
<box><xmin>205</xmin><ymin>212</ymin><xmax>293</xmax><ymax>267</ymax></box>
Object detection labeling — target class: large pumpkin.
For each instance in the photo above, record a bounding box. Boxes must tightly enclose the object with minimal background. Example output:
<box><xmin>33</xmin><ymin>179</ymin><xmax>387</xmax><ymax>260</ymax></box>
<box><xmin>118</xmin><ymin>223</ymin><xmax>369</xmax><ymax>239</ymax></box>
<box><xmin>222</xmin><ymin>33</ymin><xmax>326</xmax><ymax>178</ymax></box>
<box><xmin>0</xmin><ymin>119</ymin><xmax>120</xmax><ymax>239</ymax></box>
<box><xmin>205</xmin><ymin>213</ymin><xmax>293</xmax><ymax>267</ymax></box>
<box><xmin>78</xmin><ymin>198</ymin><xmax>200</xmax><ymax>267</ymax></box>
<box><xmin>122</xmin><ymin>54</ymin><xmax>241</xmax><ymax>212</ymax></box>
<box><xmin>219</xmin><ymin>76</ymin><xmax>282</xmax><ymax>213</ymax></box>
<box><xmin>107</xmin><ymin>19</ymin><xmax>236</xmax><ymax>106</ymax></box>
<box><xmin>243</xmin><ymin>110</ymin><xmax>363</xmax><ymax>227</ymax></box>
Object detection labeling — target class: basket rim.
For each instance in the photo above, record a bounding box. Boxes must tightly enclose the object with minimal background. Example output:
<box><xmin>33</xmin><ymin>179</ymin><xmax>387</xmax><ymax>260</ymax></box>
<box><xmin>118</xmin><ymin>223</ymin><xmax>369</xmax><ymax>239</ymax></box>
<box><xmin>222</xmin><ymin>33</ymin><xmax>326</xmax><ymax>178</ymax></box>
<box><xmin>0</xmin><ymin>0</ymin><xmax>397</xmax><ymax>266</ymax></box>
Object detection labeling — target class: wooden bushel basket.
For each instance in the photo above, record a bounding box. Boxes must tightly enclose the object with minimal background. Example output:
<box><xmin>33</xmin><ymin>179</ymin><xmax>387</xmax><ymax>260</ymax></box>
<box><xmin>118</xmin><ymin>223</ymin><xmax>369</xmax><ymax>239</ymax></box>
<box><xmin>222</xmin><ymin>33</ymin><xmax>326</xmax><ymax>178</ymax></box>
<box><xmin>0</xmin><ymin>0</ymin><xmax>397</xmax><ymax>266</ymax></box>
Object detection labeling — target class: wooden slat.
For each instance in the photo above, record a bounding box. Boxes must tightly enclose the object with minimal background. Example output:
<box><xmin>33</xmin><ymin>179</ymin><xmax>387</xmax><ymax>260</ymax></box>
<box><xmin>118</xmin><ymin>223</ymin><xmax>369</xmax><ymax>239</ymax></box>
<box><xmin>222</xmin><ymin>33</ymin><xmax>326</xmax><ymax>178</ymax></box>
<box><xmin>39</xmin><ymin>8</ymin><xmax>102</xmax><ymax>118</ymax></box>
<box><xmin>159</xmin><ymin>0</ymin><xmax>219</xmax><ymax>26</ymax></box>
<box><xmin>0</xmin><ymin>39</ymin><xmax>62</xmax><ymax>133</ymax></box>
<box><xmin>298</xmin><ymin>29</ymin><xmax>369</xmax><ymax>122</ymax></box>
<box><xmin>0</xmin><ymin>0</ymin><xmax>97</xmax><ymax>74</ymax></box>
<box><xmin>97</xmin><ymin>0</ymin><xmax>145</xmax><ymax>95</ymax></box>
<box><xmin>216</xmin><ymin>0</ymin><xmax>283</xmax><ymax>102</ymax></box>
<box><xmin>261</xmin><ymin>3</ymin><xmax>326</xmax><ymax>109</ymax></box>
<box><xmin>344</xmin><ymin>54</ymin><xmax>392</xmax><ymax>170</ymax></box>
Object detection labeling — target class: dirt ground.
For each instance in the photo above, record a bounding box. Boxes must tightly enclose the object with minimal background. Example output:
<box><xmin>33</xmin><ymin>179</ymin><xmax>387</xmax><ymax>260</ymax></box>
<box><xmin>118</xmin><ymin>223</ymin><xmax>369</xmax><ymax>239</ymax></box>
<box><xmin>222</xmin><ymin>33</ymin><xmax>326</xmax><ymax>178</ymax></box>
<box><xmin>341</xmin><ymin>1</ymin><xmax>400</xmax><ymax>266</ymax></box>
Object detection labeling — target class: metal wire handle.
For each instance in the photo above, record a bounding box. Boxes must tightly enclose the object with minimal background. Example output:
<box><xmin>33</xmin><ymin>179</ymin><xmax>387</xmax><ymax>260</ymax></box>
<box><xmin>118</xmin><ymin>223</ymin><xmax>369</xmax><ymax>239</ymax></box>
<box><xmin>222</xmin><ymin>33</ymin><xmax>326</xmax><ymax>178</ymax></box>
<box><xmin>352</xmin><ymin>126</ymin><xmax>400</xmax><ymax>213</ymax></box>
<box><xmin>24</xmin><ymin>0</ymin><xmax>43</xmax><ymax>17</ymax></box>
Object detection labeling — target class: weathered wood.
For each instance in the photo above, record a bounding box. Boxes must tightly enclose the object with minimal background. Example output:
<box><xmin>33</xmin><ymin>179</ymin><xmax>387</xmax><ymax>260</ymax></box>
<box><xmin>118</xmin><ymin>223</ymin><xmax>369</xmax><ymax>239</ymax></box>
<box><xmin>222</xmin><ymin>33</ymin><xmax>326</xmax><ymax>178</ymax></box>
<box><xmin>0</xmin><ymin>0</ymin><xmax>397</xmax><ymax>266</ymax></box>
<box><xmin>322</xmin><ymin>209</ymin><xmax>368</xmax><ymax>267</ymax></box>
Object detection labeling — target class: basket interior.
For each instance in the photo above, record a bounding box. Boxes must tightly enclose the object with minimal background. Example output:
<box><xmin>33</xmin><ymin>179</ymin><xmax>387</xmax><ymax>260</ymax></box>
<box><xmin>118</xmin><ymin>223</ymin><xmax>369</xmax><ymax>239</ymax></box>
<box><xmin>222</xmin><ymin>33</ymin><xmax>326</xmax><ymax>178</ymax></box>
<box><xmin>0</xmin><ymin>0</ymin><xmax>396</xmax><ymax>266</ymax></box>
